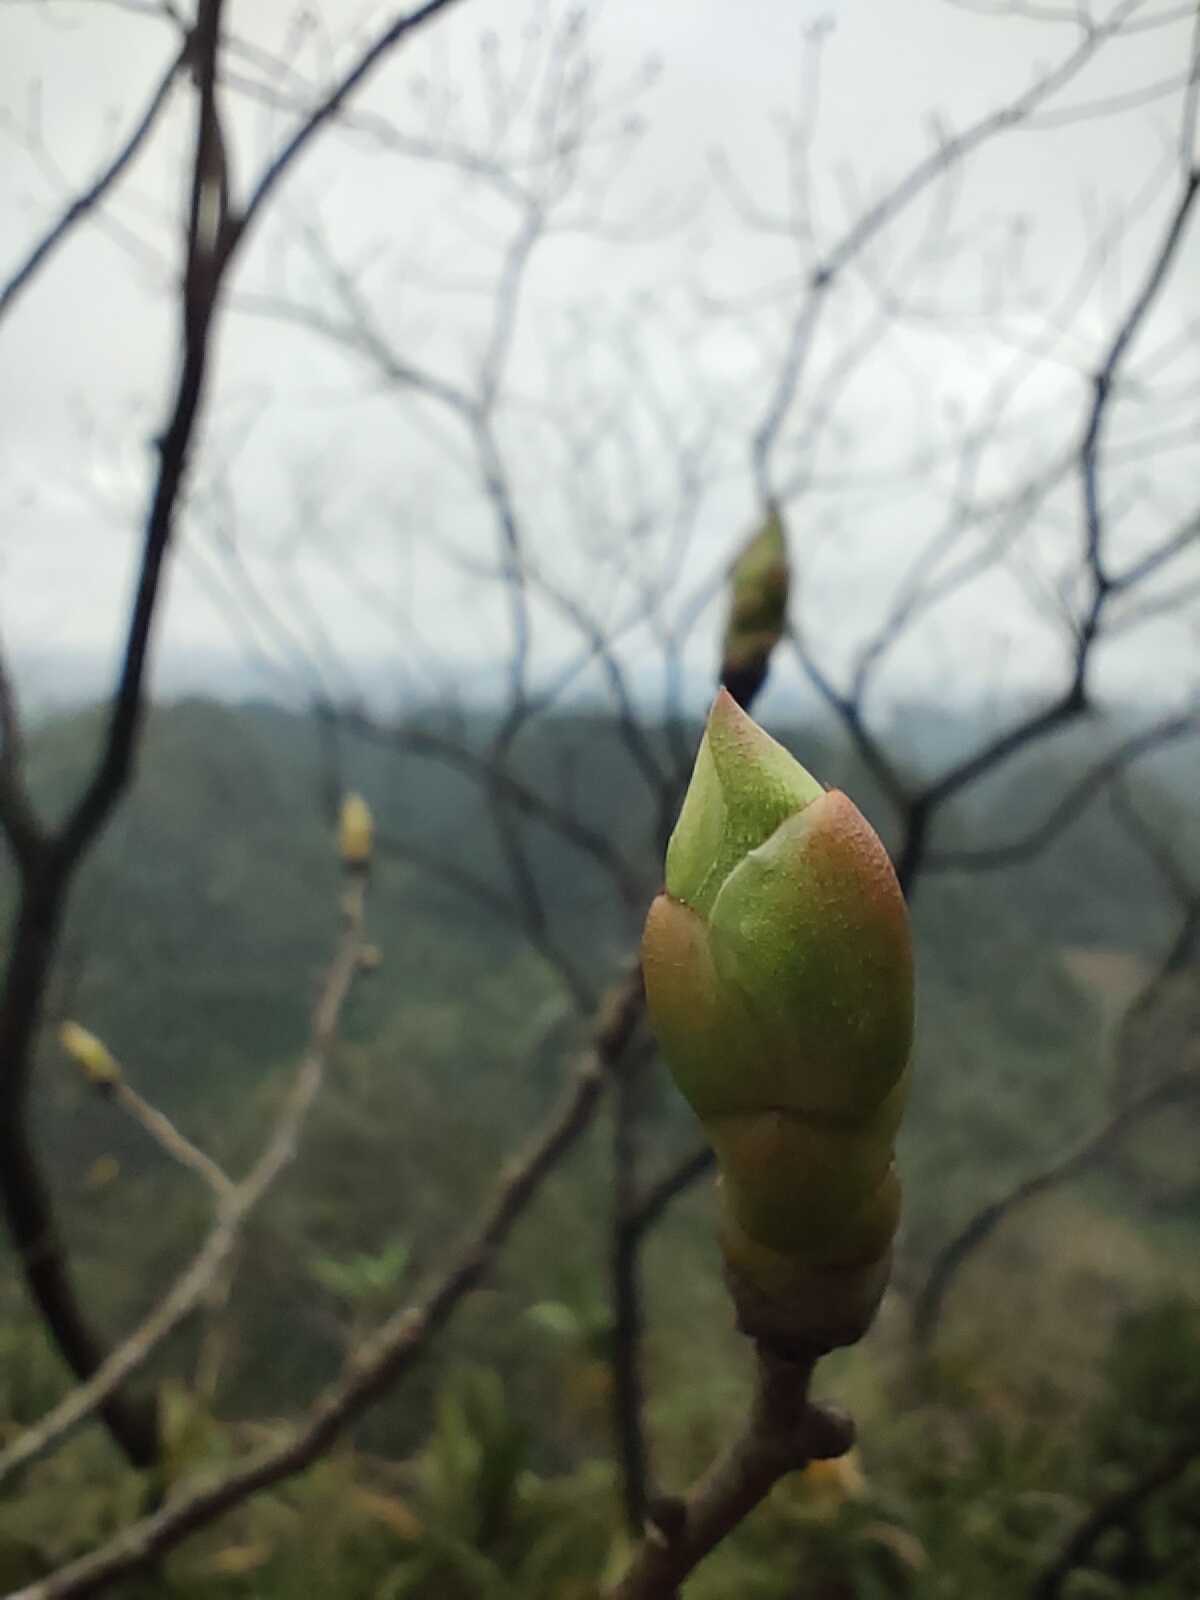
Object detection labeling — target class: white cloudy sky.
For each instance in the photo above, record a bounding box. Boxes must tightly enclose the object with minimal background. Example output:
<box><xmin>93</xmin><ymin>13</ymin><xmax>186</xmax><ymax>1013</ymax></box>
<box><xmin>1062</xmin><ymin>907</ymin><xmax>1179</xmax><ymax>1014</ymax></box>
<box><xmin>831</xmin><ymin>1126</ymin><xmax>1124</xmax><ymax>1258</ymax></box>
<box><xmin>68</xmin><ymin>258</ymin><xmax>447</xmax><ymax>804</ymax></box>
<box><xmin>0</xmin><ymin>0</ymin><xmax>1197</xmax><ymax>726</ymax></box>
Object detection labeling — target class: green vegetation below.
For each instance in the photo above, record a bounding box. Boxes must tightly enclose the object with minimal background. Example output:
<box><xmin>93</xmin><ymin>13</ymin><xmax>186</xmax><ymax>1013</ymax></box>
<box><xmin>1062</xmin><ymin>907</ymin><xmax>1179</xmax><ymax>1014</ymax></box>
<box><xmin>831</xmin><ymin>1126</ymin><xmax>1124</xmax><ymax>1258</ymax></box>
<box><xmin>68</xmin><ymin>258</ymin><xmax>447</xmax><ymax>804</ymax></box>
<box><xmin>0</xmin><ymin>698</ymin><xmax>1196</xmax><ymax>1597</ymax></box>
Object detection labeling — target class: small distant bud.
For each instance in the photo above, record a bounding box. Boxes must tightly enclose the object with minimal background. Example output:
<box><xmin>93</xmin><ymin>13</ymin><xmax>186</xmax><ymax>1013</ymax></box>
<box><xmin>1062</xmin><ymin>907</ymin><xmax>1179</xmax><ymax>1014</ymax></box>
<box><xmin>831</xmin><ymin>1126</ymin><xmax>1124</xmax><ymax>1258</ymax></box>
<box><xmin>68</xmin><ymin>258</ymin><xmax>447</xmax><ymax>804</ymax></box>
<box><xmin>358</xmin><ymin>943</ymin><xmax>382</xmax><ymax>971</ymax></box>
<box><xmin>85</xmin><ymin>1155</ymin><xmax>121</xmax><ymax>1193</ymax></box>
<box><xmin>721</xmin><ymin>502</ymin><xmax>790</xmax><ymax>706</ymax></box>
<box><xmin>59</xmin><ymin>1021</ymin><xmax>122</xmax><ymax>1086</ymax></box>
<box><xmin>338</xmin><ymin>793</ymin><xmax>373</xmax><ymax>870</ymax></box>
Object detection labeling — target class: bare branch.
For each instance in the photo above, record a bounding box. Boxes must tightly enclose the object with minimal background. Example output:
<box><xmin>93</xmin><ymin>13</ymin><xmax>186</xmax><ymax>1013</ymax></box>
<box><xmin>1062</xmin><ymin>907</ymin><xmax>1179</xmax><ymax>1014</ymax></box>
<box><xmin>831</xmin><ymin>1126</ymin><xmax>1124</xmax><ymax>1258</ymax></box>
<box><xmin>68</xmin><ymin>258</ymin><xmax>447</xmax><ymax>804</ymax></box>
<box><xmin>5</xmin><ymin>967</ymin><xmax>647</xmax><ymax>1600</ymax></box>
<box><xmin>1082</xmin><ymin>167</ymin><xmax>1200</xmax><ymax>584</ymax></box>
<box><xmin>926</xmin><ymin>711</ymin><xmax>1200</xmax><ymax>874</ymax></box>
<box><xmin>0</xmin><ymin>0</ymin><xmax>481</xmax><ymax>1475</ymax></box>
<box><xmin>0</xmin><ymin>639</ymin><xmax>42</xmax><ymax>866</ymax></box>
<box><xmin>1031</xmin><ymin>1423</ymin><xmax>1200</xmax><ymax>1600</ymax></box>
<box><xmin>0</xmin><ymin>1062</ymin><xmax>317</xmax><ymax>1486</ymax></box>
<box><xmin>605</xmin><ymin>1348</ymin><xmax>854</xmax><ymax>1600</ymax></box>
<box><xmin>627</xmin><ymin>1143</ymin><xmax>716</xmax><ymax>1241</ymax></box>
<box><xmin>915</xmin><ymin>774</ymin><xmax>1200</xmax><ymax>1346</ymax></box>
<box><xmin>234</xmin><ymin>0</ymin><xmax>470</xmax><ymax>239</ymax></box>
<box><xmin>752</xmin><ymin>0</ymin><xmax>1144</xmax><ymax>491</ymax></box>
<box><xmin>611</xmin><ymin>1036</ymin><xmax>654</xmax><ymax>1531</ymax></box>
<box><xmin>345</xmin><ymin>712</ymin><xmax>650</xmax><ymax>909</ymax></box>
<box><xmin>0</xmin><ymin>866</ymin><xmax>370</xmax><ymax>1487</ymax></box>
<box><xmin>106</xmin><ymin>1079</ymin><xmax>234</xmax><ymax>1202</ymax></box>
<box><xmin>911</xmin><ymin>1063</ymin><xmax>1200</xmax><ymax>1346</ymax></box>
<box><xmin>0</xmin><ymin>39</ymin><xmax>186</xmax><ymax>323</ymax></box>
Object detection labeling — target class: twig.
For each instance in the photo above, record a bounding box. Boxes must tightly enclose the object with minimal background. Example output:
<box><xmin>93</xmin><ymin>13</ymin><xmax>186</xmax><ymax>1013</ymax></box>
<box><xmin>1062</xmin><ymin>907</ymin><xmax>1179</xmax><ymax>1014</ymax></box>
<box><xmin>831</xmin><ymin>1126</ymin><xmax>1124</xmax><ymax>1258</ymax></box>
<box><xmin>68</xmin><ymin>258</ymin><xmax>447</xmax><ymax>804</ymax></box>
<box><xmin>911</xmin><ymin>1063</ymin><xmax>1200</xmax><ymax>1346</ymax></box>
<box><xmin>0</xmin><ymin>1</ymin><xmax>232</xmax><ymax>1470</ymax></box>
<box><xmin>0</xmin><ymin>1061</ymin><xmax>317</xmax><ymax>1487</ymax></box>
<box><xmin>627</xmin><ymin>1145</ymin><xmax>716</xmax><ymax>1240</ymax></box>
<box><xmin>0</xmin><ymin>871</ymin><xmax>368</xmax><ymax>1487</ymax></box>
<box><xmin>0</xmin><ymin>639</ymin><xmax>41</xmax><ymax>867</ymax></box>
<box><xmin>611</xmin><ymin>1037</ymin><xmax>654</xmax><ymax>1532</ymax></box>
<box><xmin>926</xmin><ymin>711</ymin><xmax>1200</xmax><ymax>873</ymax></box>
<box><xmin>3</xmin><ymin>968</ymin><xmax>645</xmax><ymax>1600</ymax></box>
<box><xmin>0</xmin><ymin>0</ymin><xmax>474</xmax><ymax>1472</ymax></box>
<box><xmin>914</xmin><ymin>778</ymin><xmax>1200</xmax><ymax>1346</ymax></box>
<box><xmin>106</xmin><ymin>1081</ymin><xmax>234</xmax><ymax>1202</ymax></box>
<box><xmin>751</xmin><ymin>0</ymin><xmax>1144</xmax><ymax>494</ymax></box>
<box><xmin>1031</xmin><ymin>1423</ymin><xmax>1200</xmax><ymax>1600</ymax></box>
<box><xmin>605</xmin><ymin>1347</ymin><xmax>855</xmax><ymax>1600</ymax></box>
<box><xmin>0</xmin><ymin>41</ymin><xmax>187</xmax><ymax>323</ymax></box>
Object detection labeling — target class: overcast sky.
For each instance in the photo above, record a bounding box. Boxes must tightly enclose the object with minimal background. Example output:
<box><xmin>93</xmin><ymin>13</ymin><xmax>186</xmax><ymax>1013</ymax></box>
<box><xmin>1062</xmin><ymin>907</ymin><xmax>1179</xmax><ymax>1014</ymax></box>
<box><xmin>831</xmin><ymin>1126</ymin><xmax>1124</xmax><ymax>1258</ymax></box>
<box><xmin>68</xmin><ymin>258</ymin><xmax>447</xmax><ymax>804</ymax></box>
<box><xmin>1</xmin><ymin>0</ymin><xmax>1197</xmax><ymax>727</ymax></box>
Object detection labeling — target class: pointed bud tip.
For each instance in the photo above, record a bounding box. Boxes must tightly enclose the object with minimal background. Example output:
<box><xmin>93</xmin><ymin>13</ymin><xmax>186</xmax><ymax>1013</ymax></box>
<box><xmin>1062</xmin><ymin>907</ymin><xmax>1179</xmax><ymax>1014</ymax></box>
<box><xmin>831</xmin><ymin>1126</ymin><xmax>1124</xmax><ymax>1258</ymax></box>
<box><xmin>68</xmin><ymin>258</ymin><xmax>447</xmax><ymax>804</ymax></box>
<box><xmin>666</xmin><ymin>696</ymin><xmax>824</xmax><ymax>915</ymax></box>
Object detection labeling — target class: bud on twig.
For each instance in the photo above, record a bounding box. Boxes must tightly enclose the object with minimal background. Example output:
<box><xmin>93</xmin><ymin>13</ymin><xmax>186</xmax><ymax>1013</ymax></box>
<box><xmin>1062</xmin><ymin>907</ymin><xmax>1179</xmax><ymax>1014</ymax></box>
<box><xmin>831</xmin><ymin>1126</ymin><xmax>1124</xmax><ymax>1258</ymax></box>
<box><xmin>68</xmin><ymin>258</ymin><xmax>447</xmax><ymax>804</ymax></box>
<box><xmin>59</xmin><ymin>1021</ymin><xmax>122</xmax><ymax>1087</ymax></box>
<box><xmin>721</xmin><ymin>502</ymin><xmax>789</xmax><ymax>707</ymax></box>
<box><xmin>642</xmin><ymin>691</ymin><xmax>913</xmax><ymax>1355</ymax></box>
<box><xmin>338</xmin><ymin>793</ymin><xmax>373</xmax><ymax>871</ymax></box>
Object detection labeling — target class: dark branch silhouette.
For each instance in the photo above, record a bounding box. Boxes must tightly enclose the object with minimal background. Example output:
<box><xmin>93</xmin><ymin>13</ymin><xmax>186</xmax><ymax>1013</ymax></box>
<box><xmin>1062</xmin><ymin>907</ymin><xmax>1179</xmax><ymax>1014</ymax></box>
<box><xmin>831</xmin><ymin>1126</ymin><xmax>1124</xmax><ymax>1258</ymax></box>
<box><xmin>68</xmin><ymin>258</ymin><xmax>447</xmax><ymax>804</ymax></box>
<box><xmin>2</xmin><ymin>969</ymin><xmax>645</xmax><ymax>1600</ymax></box>
<box><xmin>0</xmin><ymin>0</ymin><xmax>472</xmax><ymax>1474</ymax></box>
<box><xmin>1031</xmin><ymin>1423</ymin><xmax>1200</xmax><ymax>1600</ymax></box>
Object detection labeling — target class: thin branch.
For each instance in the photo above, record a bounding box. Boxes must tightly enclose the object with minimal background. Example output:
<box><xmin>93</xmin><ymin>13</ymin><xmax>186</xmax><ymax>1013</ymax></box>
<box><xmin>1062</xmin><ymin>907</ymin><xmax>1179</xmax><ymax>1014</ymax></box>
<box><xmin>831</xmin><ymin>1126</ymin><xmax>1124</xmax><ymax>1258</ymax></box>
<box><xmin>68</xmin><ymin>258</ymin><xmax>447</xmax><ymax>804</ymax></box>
<box><xmin>0</xmin><ymin>869</ymin><xmax>368</xmax><ymax>1487</ymax></box>
<box><xmin>0</xmin><ymin>40</ymin><xmax>187</xmax><ymax>323</ymax></box>
<box><xmin>0</xmin><ymin>0</ymin><xmax>472</xmax><ymax>1472</ymax></box>
<box><xmin>611</xmin><ymin>1037</ymin><xmax>654</xmax><ymax>1532</ymax></box>
<box><xmin>1110</xmin><ymin>505</ymin><xmax>1200</xmax><ymax>592</ymax></box>
<box><xmin>7</xmin><ymin>969</ymin><xmax>645</xmax><ymax>1600</ymax></box>
<box><xmin>374</xmin><ymin>826</ymin><xmax>598</xmax><ymax>1013</ymax></box>
<box><xmin>0</xmin><ymin>640</ymin><xmax>42</xmax><ymax>867</ymax></box>
<box><xmin>0</xmin><ymin>0</ymin><xmax>231</xmax><ymax>1471</ymax></box>
<box><xmin>627</xmin><ymin>1144</ymin><xmax>716</xmax><ymax>1241</ymax></box>
<box><xmin>1082</xmin><ymin>167</ymin><xmax>1200</xmax><ymax>583</ymax></box>
<box><xmin>0</xmin><ymin>1063</ymin><xmax>315</xmax><ymax>1485</ymax></box>
<box><xmin>1031</xmin><ymin>1424</ymin><xmax>1200</xmax><ymax>1600</ymax></box>
<box><xmin>345</xmin><ymin>713</ymin><xmax>650</xmax><ymax>909</ymax></box>
<box><xmin>234</xmin><ymin>0</ymin><xmax>470</xmax><ymax>239</ymax></box>
<box><xmin>752</xmin><ymin>0</ymin><xmax>1143</xmax><ymax>491</ymax></box>
<box><xmin>106</xmin><ymin>1079</ymin><xmax>234</xmax><ymax>1201</ymax></box>
<box><xmin>926</xmin><ymin>711</ymin><xmax>1200</xmax><ymax>873</ymax></box>
<box><xmin>911</xmin><ymin>1063</ymin><xmax>1200</xmax><ymax>1346</ymax></box>
<box><xmin>605</xmin><ymin>1348</ymin><xmax>854</xmax><ymax>1600</ymax></box>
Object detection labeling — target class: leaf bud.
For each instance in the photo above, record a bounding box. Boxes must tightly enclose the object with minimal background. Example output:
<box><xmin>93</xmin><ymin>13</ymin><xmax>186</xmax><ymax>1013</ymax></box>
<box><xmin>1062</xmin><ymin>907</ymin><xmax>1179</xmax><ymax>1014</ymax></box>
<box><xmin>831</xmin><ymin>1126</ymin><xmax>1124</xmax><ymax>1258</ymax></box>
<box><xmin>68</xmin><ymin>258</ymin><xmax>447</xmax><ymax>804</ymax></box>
<box><xmin>59</xmin><ymin>1021</ymin><xmax>122</xmax><ymax>1086</ymax></box>
<box><xmin>642</xmin><ymin>690</ymin><xmax>913</xmax><ymax>1353</ymax></box>
<box><xmin>721</xmin><ymin>501</ymin><xmax>790</xmax><ymax>706</ymax></box>
<box><xmin>338</xmin><ymin>793</ymin><xmax>374</xmax><ymax>870</ymax></box>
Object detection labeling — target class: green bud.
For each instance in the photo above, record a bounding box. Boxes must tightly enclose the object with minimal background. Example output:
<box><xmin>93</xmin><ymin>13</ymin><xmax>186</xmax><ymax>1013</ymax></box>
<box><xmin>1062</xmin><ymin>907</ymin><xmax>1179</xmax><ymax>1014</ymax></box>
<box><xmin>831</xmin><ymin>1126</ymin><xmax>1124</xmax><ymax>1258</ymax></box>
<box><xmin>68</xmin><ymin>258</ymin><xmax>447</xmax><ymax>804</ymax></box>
<box><xmin>721</xmin><ymin>503</ymin><xmax>790</xmax><ymax>704</ymax></box>
<box><xmin>643</xmin><ymin>690</ymin><xmax>913</xmax><ymax>1353</ymax></box>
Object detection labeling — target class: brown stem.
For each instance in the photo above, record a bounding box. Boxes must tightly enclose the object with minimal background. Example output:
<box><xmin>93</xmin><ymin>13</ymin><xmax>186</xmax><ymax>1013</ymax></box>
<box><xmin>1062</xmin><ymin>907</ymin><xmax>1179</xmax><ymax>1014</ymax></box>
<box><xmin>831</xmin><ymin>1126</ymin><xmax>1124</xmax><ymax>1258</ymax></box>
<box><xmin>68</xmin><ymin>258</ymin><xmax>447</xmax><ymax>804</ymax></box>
<box><xmin>606</xmin><ymin>1348</ymin><xmax>854</xmax><ymax>1600</ymax></box>
<box><xmin>611</xmin><ymin>1040</ymin><xmax>653</xmax><ymax>1531</ymax></box>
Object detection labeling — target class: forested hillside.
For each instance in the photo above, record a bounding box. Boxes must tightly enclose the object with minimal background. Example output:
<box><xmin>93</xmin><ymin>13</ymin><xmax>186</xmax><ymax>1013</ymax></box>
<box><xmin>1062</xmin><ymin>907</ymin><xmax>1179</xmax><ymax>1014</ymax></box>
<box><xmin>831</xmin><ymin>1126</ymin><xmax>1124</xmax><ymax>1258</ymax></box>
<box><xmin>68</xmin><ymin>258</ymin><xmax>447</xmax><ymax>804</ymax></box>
<box><xmin>1</xmin><ymin>699</ymin><xmax>1196</xmax><ymax>1597</ymax></box>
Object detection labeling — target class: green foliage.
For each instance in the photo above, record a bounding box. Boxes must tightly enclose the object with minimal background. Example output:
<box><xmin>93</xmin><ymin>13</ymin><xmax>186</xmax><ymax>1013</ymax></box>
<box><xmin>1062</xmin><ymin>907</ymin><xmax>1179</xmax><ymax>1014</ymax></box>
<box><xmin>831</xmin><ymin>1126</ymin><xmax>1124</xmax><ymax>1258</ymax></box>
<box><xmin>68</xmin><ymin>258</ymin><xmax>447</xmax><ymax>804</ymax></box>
<box><xmin>1071</xmin><ymin>1299</ymin><xmax>1200</xmax><ymax>1597</ymax></box>
<box><xmin>310</xmin><ymin>1237</ymin><xmax>411</xmax><ymax>1305</ymax></box>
